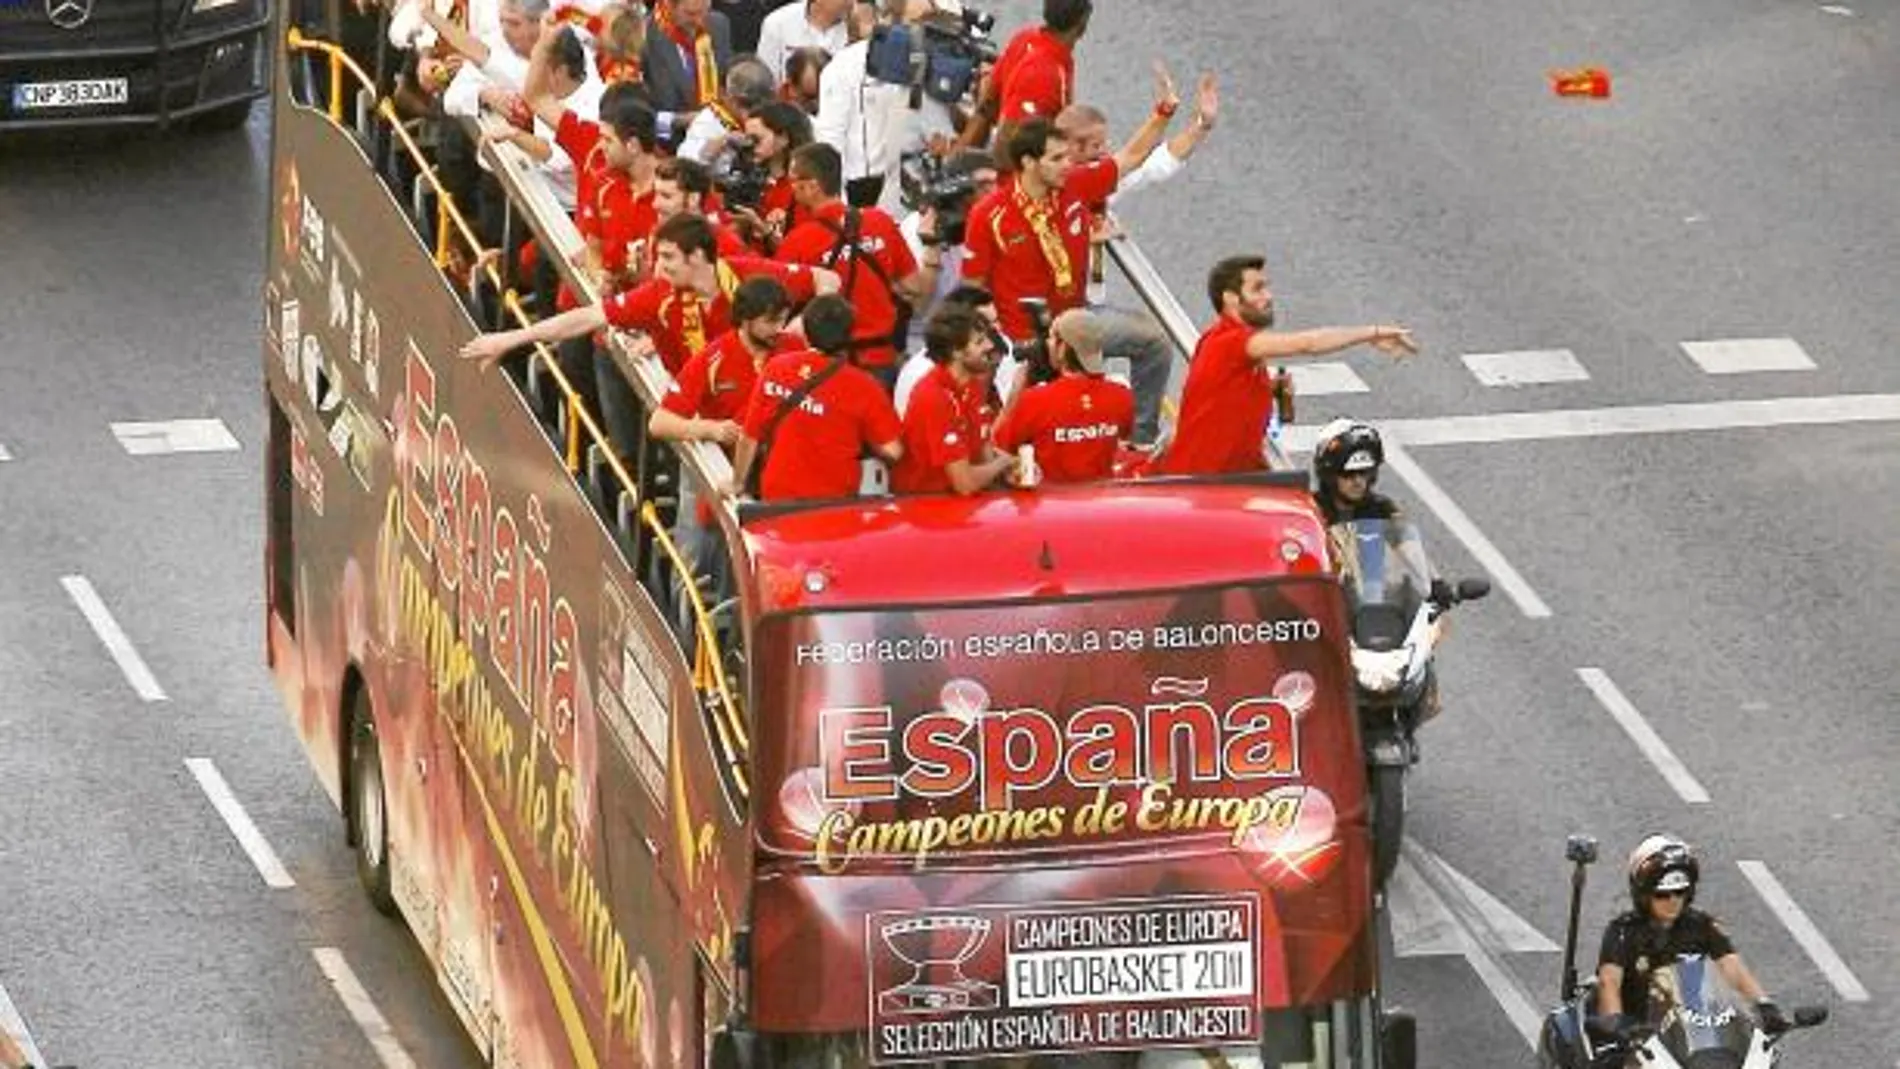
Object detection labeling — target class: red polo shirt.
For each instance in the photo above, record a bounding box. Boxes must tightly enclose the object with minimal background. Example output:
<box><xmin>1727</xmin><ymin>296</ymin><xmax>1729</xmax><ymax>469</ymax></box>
<box><xmin>993</xmin><ymin>25</ymin><xmax>1074</xmax><ymax>122</ymax></box>
<box><xmin>891</xmin><ymin>364</ymin><xmax>985</xmax><ymax>495</ymax></box>
<box><xmin>602</xmin><ymin>256</ymin><xmax>813</xmax><ymax>372</ymax></box>
<box><xmin>962</xmin><ymin>164</ymin><xmax>1118</xmax><ymax>340</ymax></box>
<box><xmin>662</xmin><ymin>329</ymin><xmax>801</xmax><ymax>423</ymax></box>
<box><xmin>1158</xmin><ymin>314</ymin><xmax>1275</xmax><ymax>475</ymax></box>
<box><xmin>775</xmin><ymin>201</ymin><xmax>918</xmax><ymax>368</ymax></box>
<box><xmin>993</xmin><ymin>373</ymin><xmax>1133</xmax><ymax>484</ymax></box>
<box><xmin>742</xmin><ymin>350</ymin><xmax>902</xmax><ymax>501</ymax></box>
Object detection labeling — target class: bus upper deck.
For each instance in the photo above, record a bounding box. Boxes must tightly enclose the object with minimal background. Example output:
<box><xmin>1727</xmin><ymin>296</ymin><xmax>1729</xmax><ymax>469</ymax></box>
<box><xmin>267</xmin><ymin>17</ymin><xmax>1397</xmax><ymax>1069</ymax></box>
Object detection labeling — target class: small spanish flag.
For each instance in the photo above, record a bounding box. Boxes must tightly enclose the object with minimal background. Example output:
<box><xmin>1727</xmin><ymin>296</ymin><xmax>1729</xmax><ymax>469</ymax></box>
<box><xmin>1550</xmin><ymin>66</ymin><xmax>1612</xmax><ymax>98</ymax></box>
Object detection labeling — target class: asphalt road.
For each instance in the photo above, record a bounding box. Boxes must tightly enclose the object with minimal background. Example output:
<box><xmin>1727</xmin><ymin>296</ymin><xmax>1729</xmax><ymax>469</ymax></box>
<box><xmin>4</xmin><ymin>0</ymin><xmax>1898</xmax><ymax>1066</ymax></box>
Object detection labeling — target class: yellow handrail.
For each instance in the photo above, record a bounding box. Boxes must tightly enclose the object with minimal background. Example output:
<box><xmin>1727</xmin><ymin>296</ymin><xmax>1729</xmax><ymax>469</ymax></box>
<box><xmin>284</xmin><ymin>29</ymin><xmax>751</xmax><ymax>794</ymax></box>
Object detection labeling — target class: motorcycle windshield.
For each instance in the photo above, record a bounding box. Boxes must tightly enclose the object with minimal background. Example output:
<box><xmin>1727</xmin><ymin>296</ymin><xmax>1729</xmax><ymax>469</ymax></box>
<box><xmin>1329</xmin><ymin>518</ymin><xmax>1432</xmax><ymax>650</ymax></box>
<box><xmin>1647</xmin><ymin>955</ymin><xmax>1755</xmax><ymax>1058</ymax></box>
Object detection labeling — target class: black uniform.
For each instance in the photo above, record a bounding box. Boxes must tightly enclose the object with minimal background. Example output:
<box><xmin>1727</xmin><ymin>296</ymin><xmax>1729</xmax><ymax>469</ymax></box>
<box><xmin>1597</xmin><ymin>908</ymin><xmax>1737</xmax><ymax>1021</ymax></box>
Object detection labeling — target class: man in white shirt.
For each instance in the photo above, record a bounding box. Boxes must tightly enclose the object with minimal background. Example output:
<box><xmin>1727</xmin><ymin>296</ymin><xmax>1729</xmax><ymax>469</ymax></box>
<box><xmin>755</xmin><ymin>0</ymin><xmax>851</xmax><ymax>82</ymax></box>
<box><xmin>813</xmin><ymin>0</ymin><xmax>954</xmax><ymax>210</ymax></box>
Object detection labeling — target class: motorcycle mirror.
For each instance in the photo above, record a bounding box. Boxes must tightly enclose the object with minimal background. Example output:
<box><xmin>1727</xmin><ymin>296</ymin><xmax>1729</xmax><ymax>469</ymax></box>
<box><xmin>1792</xmin><ymin>1006</ymin><xmax>1828</xmax><ymax>1028</ymax></box>
<box><xmin>1456</xmin><ymin>577</ymin><xmax>1492</xmax><ymax>602</ymax></box>
<box><xmin>1565</xmin><ymin>835</ymin><xmax>1598</xmax><ymax>865</ymax></box>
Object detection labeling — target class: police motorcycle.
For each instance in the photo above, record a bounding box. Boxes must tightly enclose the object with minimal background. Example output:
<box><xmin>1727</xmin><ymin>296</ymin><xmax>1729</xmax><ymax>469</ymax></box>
<box><xmin>1538</xmin><ymin>835</ymin><xmax>1829</xmax><ymax>1069</ymax></box>
<box><xmin>1317</xmin><ymin>469</ymin><xmax>1487</xmax><ymax>889</ymax></box>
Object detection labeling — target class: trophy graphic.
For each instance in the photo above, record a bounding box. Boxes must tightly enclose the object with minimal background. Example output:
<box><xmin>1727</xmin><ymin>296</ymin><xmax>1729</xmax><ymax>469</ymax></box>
<box><xmin>877</xmin><ymin>915</ymin><xmax>1000</xmax><ymax>1014</ymax></box>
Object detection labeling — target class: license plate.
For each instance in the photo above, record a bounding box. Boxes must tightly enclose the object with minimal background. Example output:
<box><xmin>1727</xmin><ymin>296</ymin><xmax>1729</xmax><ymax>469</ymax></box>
<box><xmin>11</xmin><ymin>78</ymin><xmax>129</xmax><ymax>110</ymax></box>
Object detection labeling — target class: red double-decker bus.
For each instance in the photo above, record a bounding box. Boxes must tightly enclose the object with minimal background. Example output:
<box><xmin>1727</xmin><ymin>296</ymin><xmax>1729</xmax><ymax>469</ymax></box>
<box><xmin>263</xmin><ymin>12</ymin><xmax>1406</xmax><ymax>1068</ymax></box>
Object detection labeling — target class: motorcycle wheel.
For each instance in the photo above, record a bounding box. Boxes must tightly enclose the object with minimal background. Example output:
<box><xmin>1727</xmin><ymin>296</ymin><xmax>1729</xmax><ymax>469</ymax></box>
<box><xmin>1370</xmin><ymin>765</ymin><xmax>1406</xmax><ymax>889</ymax></box>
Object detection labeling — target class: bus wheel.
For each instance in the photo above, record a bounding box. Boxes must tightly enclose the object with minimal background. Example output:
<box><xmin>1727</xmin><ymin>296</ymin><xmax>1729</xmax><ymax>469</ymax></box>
<box><xmin>349</xmin><ymin>690</ymin><xmax>398</xmax><ymax>916</ymax></box>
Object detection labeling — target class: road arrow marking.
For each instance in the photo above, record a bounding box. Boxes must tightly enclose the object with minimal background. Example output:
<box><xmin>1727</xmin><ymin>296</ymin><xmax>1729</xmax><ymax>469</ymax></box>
<box><xmin>1391</xmin><ymin>840</ymin><xmax>1555</xmax><ymax>1047</ymax></box>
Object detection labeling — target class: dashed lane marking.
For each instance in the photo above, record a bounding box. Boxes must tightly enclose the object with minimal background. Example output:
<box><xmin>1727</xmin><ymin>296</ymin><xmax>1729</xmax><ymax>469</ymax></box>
<box><xmin>0</xmin><ymin>443</ymin><xmax>11</xmax><ymax>462</ymax></box>
<box><xmin>1737</xmin><ymin>861</ymin><xmax>1870</xmax><ymax>1003</ymax></box>
<box><xmin>1576</xmin><ymin>668</ymin><xmax>1711</xmax><ymax>804</ymax></box>
<box><xmin>1287</xmin><ymin>362</ymin><xmax>1371</xmax><ymax>395</ymax></box>
<box><xmin>185</xmin><ymin>758</ymin><xmax>296</xmax><ymax>889</ymax></box>
<box><xmin>313</xmin><ymin>949</ymin><xmax>419</xmax><ymax>1069</ymax></box>
<box><xmin>1680</xmin><ymin>337</ymin><xmax>1816</xmax><ymax>375</ymax></box>
<box><xmin>0</xmin><ymin>978</ymin><xmax>47</xmax><ymax>1069</ymax></box>
<box><xmin>1461</xmin><ymin>349</ymin><xmax>1590</xmax><ymax>387</ymax></box>
<box><xmin>60</xmin><ymin>575</ymin><xmax>167</xmax><ymax>702</ymax></box>
<box><xmin>1382</xmin><ymin>442</ymin><xmax>1554</xmax><ymax>618</ymax></box>
<box><xmin>110</xmin><ymin>418</ymin><xmax>241</xmax><ymax>455</ymax></box>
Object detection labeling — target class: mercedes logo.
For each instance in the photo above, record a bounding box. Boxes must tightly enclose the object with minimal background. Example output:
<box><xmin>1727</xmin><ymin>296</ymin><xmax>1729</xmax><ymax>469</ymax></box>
<box><xmin>46</xmin><ymin>0</ymin><xmax>91</xmax><ymax>29</ymax></box>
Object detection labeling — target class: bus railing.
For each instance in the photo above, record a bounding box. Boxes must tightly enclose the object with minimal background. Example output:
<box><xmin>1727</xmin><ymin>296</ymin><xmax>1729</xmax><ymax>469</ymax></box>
<box><xmin>281</xmin><ymin>29</ymin><xmax>751</xmax><ymax>798</ymax></box>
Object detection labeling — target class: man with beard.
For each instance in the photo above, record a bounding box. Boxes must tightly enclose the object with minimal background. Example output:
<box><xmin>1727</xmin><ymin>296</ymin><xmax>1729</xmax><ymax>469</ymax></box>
<box><xmin>1157</xmin><ymin>255</ymin><xmax>1418</xmax><ymax>476</ymax></box>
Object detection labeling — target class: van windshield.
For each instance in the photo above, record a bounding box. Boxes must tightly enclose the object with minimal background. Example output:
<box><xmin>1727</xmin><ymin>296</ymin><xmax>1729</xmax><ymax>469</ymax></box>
<box><xmin>752</xmin><ymin>579</ymin><xmax>1363</xmax><ymax>873</ymax></box>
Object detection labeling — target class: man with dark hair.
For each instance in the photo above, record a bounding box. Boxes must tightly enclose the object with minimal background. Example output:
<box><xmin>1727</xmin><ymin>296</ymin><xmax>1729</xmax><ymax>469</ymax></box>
<box><xmin>961</xmin><ymin>116</ymin><xmax>1119</xmax><ymax>348</ymax></box>
<box><xmin>894</xmin><ymin>282</ymin><xmax>1005</xmax><ymax>416</ymax></box>
<box><xmin>775</xmin><ymin>142</ymin><xmax>938</xmax><ymax>388</ymax></box>
<box><xmin>516</xmin><ymin>75</ymin><xmax>661</xmax><ymax>291</ymax></box>
<box><xmin>459</xmin><ymin>213</ymin><xmax>839</xmax><ymax>462</ymax></box>
<box><xmin>731</xmin><ymin>296</ymin><xmax>905</xmax><ymax>501</ymax></box>
<box><xmin>891</xmin><ymin>304</ymin><xmax>1017</xmax><ymax>495</ymax></box>
<box><xmin>958</xmin><ymin>0</ymin><xmax>1090</xmax><ymax>149</ymax></box>
<box><xmin>1157</xmin><ymin>255</ymin><xmax>1417</xmax><ymax>476</ymax></box>
<box><xmin>650</xmin><ymin>275</ymin><xmax>797</xmax><ymax>448</ymax></box>
<box><xmin>993</xmin><ymin>308</ymin><xmax>1133</xmax><ymax>484</ymax></box>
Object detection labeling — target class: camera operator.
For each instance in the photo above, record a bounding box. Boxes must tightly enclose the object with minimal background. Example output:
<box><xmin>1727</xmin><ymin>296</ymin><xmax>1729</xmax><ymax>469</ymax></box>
<box><xmin>677</xmin><ymin>54</ymin><xmax>777</xmax><ymax>164</ymax></box>
<box><xmin>724</xmin><ymin>100</ymin><xmax>815</xmax><ymax>246</ymax></box>
<box><xmin>775</xmin><ymin>143</ymin><xmax>938</xmax><ymax>390</ymax></box>
<box><xmin>896</xmin><ymin>147</ymin><xmax>998</xmax><ymax>350</ymax></box>
<box><xmin>992</xmin><ymin>308</ymin><xmax>1132</xmax><ymax>484</ymax></box>
<box><xmin>814</xmin><ymin>0</ymin><xmax>959</xmax><ymax>210</ymax></box>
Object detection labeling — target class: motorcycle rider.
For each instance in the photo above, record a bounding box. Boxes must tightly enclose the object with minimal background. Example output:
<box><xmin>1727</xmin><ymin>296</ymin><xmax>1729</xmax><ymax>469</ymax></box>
<box><xmin>1312</xmin><ymin>418</ymin><xmax>1402</xmax><ymax>525</ymax></box>
<box><xmin>1595</xmin><ymin>835</ymin><xmax>1788</xmax><ymax>1038</ymax></box>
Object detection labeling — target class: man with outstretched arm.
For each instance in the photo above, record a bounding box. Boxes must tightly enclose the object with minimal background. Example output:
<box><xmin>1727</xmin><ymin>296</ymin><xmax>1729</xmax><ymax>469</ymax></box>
<box><xmin>1156</xmin><ymin>254</ymin><xmax>1417</xmax><ymax>476</ymax></box>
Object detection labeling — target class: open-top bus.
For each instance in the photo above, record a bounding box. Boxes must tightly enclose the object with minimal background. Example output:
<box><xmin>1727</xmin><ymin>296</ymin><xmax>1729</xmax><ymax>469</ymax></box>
<box><xmin>264</xmin><ymin>12</ymin><xmax>1407</xmax><ymax>1068</ymax></box>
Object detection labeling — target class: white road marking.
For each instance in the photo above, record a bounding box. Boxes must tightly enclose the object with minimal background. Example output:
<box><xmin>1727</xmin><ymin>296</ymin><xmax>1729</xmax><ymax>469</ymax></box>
<box><xmin>1382</xmin><ymin>442</ymin><xmax>1554</xmax><ymax>618</ymax></box>
<box><xmin>1576</xmin><ymin>668</ymin><xmax>1711</xmax><ymax>804</ymax></box>
<box><xmin>1461</xmin><ymin>349</ymin><xmax>1590</xmax><ymax>387</ymax></box>
<box><xmin>110</xmin><ymin>418</ymin><xmax>241</xmax><ymax>455</ymax></box>
<box><xmin>60</xmin><ymin>575</ymin><xmax>167</xmax><ymax>702</ymax></box>
<box><xmin>0</xmin><ymin>978</ymin><xmax>48</xmax><ymax>1069</ymax></box>
<box><xmin>313</xmin><ymin>948</ymin><xmax>419</xmax><ymax>1069</ymax></box>
<box><xmin>185</xmin><ymin>758</ymin><xmax>296</xmax><ymax>889</ymax></box>
<box><xmin>1287</xmin><ymin>361</ymin><xmax>1370</xmax><ymax>395</ymax></box>
<box><xmin>1680</xmin><ymin>337</ymin><xmax>1816</xmax><ymax>375</ymax></box>
<box><xmin>1737</xmin><ymin>861</ymin><xmax>1870</xmax><ymax>1002</ymax></box>
<box><xmin>1374</xmin><ymin>392</ymin><xmax>1900</xmax><ymax>447</ymax></box>
<box><xmin>1820</xmin><ymin>4</ymin><xmax>1854</xmax><ymax>15</ymax></box>
<box><xmin>1397</xmin><ymin>841</ymin><xmax>1548</xmax><ymax>1047</ymax></box>
<box><xmin>1389</xmin><ymin>842</ymin><xmax>1558</xmax><ymax>957</ymax></box>
<box><xmin>0</xmin><ymin>442</ymin><xmax>11</xmax><ymax>462</ymax></box>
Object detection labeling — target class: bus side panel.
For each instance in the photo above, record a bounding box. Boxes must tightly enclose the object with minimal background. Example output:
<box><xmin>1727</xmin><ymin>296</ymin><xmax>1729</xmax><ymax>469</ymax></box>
<box><xmin>265</xmin><ymin>37</ymin><xmax>750</xmax><ymax>1067</ymax></box>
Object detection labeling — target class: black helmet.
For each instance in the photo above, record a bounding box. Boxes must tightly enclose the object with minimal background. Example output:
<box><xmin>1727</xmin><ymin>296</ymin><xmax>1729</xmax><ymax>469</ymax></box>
<box><xmin>1313</xmin><ymin>420</ymin><xmax>1385</xmax><ymax>484</ymax></box>
<box><xmin>1627</xmin><ymin>834</ymin><xmax>1700</xmax><ymax>910</ymax></box>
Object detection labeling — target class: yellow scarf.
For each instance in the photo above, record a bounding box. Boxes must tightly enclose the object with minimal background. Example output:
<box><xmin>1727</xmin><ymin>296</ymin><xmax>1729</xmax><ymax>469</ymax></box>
<box><xmin>669</xmin><ymin>261</ymin><xmax>742</xmax><ymax>360</ymax></box>
<box><xmin>1013</xmin><ymin>182</ymin><xmax>1073</xmax><ymax>293</ymax></box>
<box><xmin>657</xmin><ymin>1</ymin><xmax>720</xmax><ymax>107</ymax></box>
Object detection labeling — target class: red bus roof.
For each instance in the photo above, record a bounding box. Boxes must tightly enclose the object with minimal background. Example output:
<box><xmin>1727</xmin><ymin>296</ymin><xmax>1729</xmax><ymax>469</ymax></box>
<box><xmin>739</xmin><ymin>475</ymin><xmax>1336</xmax><ymax>614</ymax></box>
